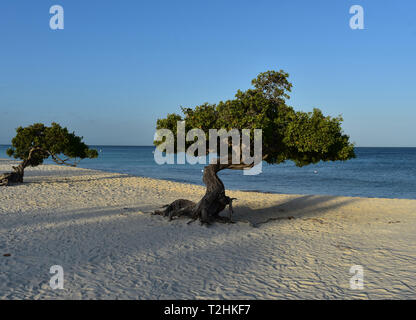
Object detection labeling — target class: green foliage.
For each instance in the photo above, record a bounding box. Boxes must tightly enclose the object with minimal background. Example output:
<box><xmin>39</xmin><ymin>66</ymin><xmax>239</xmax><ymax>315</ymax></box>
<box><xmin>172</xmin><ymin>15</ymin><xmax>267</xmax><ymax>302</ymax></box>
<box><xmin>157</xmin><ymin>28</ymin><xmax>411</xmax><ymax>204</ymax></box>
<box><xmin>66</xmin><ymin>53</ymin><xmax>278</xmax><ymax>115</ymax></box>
<box><xmin>251</xmin><ymin>69</ymin><xmax>292</xmax><ymax>102</ymax></box>
<box><xmin>7</xmin><ymin>122</ymin><xmax>98</xmax><ymax>167</ymax></box>
<box><xmin>155</xmin><ymin>70</ymin><xmax>355</xmax><ymax>166</ymax></box>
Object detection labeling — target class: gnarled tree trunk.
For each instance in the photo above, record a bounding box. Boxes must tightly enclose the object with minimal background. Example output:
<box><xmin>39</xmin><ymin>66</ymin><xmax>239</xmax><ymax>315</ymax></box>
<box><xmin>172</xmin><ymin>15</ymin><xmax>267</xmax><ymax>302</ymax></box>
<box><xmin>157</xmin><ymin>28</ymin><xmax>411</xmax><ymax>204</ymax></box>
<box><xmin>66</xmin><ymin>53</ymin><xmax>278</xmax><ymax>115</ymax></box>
<box><xmin>194</xmin><ymin>162</ymin><xmax>235</xmax><ymax>223</ymax></box>
<box><xmin>153</xmin><ymin>160</ymin><xmax>250</xmax><ymax>224</ymax></box>
<box><xmin>0</xmin><ymin>148</ymin><xmax>40</xmax><ymax>186</ymax></box>
<box><xmin>0</xmin><ymin>162</ymin><xmax>26</xmax><ymax>186</ymax></box>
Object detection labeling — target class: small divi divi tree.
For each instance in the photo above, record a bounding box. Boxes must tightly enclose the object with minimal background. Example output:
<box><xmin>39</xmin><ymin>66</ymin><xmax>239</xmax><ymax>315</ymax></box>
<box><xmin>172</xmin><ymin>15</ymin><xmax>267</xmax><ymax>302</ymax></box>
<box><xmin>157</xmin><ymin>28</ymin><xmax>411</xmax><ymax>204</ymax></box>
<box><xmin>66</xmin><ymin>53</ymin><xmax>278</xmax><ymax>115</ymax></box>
<box><xmin>153</xmin><ymin>70</ymin><xmax>355</xmax><ymax>224</ymax></box>
<box><xmin>0</xmin><ymin>122</ymin><xmax>98</xmax><ymax>186</ymax></box>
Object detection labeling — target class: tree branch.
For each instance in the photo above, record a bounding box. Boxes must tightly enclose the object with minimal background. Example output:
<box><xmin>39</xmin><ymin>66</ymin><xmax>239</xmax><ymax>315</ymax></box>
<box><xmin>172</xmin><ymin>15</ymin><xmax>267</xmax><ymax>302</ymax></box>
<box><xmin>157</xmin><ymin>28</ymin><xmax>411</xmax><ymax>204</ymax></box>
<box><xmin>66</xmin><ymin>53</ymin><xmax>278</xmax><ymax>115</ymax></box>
<box><xmin>49</xmin><ymin>153</ymin><xmax>79</xmax><ymax>167</ymax></box>
<box><xmin>215</xmin><ymin>154</ymin><xmax>268</xmax><ymax>171</ymax></box>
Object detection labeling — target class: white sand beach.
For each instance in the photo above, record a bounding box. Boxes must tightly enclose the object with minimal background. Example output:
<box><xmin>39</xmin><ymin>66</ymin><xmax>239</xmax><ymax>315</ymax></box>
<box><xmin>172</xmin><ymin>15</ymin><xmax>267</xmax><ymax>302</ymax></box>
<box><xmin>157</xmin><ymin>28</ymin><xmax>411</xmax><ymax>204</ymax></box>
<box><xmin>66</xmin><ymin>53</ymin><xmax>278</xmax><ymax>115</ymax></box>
<box><xmin>1</xmin><ymin>159</ymin><xmax>416</xmax><ymax>299</ymax></box>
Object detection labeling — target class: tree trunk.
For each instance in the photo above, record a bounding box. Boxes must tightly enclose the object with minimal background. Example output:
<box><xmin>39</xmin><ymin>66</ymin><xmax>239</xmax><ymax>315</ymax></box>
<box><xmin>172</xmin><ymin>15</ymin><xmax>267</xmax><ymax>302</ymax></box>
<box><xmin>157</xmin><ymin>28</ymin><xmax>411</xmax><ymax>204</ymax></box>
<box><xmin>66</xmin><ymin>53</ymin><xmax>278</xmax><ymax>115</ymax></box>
<box><xmin>195</xmin><ymin>162</ymin><xmax>235</xmax><ymax>223</ymax></box>
<box><xmin>0</xmin><ymin>148</ymin><xmax>40</xmax><ymax>186</ymax></box>
<box><xmin>0</xmin><ymin>163</ymin><xmax>25</xmax><ymax>186</ymax></box>
<box><xmin>153</xmin><ymin>162</ymin><xmax>236</xmax><ymax>224</ymax></box>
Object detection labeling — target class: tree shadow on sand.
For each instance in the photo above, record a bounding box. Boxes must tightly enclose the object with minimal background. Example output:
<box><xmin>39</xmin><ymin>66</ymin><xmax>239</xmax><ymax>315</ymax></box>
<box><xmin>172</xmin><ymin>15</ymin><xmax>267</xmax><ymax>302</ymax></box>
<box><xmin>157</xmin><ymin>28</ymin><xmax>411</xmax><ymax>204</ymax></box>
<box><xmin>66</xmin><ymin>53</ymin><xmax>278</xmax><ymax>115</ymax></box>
<box><xmin>230</xmin><ymin>195</ymin><xmax>359</xmax><ymax>227</ymax></box>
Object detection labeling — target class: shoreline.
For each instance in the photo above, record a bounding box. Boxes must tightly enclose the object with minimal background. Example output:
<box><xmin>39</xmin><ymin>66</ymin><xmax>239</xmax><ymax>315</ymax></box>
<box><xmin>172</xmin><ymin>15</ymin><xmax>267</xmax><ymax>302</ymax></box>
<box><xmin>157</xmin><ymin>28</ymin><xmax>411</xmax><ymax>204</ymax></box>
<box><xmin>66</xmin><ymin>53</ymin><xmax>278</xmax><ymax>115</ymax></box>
<box><xmin>1</xmin><ymin>162</ymin><xmax>416</xmax><ymax>299</ymax></box>
<box><xmin>1</xmin><ymin>158</ymin><xmax>414</xmax><ymax>201</ymax></box>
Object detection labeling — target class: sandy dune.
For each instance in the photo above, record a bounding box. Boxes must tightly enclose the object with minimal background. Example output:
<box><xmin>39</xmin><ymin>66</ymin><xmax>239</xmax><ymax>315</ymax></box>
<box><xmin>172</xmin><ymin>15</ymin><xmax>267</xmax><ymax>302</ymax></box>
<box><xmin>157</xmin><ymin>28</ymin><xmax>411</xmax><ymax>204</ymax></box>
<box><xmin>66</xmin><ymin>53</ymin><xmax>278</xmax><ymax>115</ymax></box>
<box><xmin>1</xmin><ymin>160</ymin><xmax>416</xmax><ymax>299</ymax></box>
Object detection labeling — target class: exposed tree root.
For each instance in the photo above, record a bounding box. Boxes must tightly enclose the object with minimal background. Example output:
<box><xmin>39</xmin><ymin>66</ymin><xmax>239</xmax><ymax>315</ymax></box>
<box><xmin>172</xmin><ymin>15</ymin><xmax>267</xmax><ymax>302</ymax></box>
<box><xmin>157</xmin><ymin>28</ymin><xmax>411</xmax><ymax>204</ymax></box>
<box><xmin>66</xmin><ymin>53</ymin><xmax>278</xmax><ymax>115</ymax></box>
<box><xmin>152</xmin><ymin>199</ymin><xmax>197</xmax><ymax>220</ymax></box>
<box><xmin>0</xmin><ymin>166</ymin><xmax>24</xmax><ymax>186</ymax></box>
<box><xmin>152</xmin><ymin>162</ymin><xmax>240</xmax><ymax>225</ymax></box>
<box><xmin>0</xmin><ymin>147</ymin><xmax>42</xmax><ymax>186</ymax></box>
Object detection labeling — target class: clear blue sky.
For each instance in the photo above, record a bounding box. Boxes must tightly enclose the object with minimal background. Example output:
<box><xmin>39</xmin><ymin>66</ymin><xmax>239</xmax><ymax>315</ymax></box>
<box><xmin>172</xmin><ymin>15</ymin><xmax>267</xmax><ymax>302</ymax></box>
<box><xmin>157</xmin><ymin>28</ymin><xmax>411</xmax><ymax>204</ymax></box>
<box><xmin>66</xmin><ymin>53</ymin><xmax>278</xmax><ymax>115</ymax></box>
<box><xmin>1</xmin><ymin>0</ymin><xmax>415</xmax><ymax>146</ymax></box>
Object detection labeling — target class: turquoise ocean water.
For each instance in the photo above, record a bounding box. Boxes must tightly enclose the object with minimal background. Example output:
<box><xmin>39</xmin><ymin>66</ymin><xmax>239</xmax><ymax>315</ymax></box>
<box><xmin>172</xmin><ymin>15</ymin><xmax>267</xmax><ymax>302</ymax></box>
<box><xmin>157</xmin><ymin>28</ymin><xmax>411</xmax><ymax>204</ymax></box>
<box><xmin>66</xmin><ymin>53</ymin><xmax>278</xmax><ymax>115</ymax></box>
<box><xmin>1</xmin><ymin>145</ymin><xmax>415</xmax><ymax>199</ymax></box>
